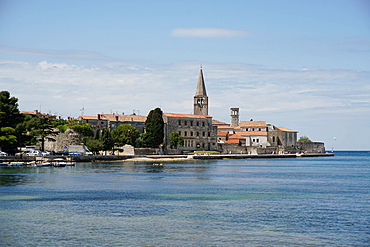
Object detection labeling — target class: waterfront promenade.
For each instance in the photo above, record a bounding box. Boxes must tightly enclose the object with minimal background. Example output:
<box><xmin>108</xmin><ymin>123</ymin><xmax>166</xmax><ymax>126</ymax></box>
<box><xmin>0</xmin><ymin>152</ymin><xmax>334</xmax><ymax>163</ymax></box>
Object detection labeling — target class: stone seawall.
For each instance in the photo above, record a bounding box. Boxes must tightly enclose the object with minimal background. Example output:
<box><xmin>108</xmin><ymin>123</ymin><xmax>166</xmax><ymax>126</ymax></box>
<box><xmin>0</xmin><ymin>152</ymin><xmax>334</xmax><ymax>163</ymax></box>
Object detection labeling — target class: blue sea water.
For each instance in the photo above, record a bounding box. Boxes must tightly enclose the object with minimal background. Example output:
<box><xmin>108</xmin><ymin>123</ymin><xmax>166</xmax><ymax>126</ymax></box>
<box><xmin>0</xmin><ymin>151</ymin><xmax>369</xmax><ymax>246</ymax></box>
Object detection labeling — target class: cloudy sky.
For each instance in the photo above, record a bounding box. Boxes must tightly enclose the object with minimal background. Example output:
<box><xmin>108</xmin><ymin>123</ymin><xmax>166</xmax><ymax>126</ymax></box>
<box><xmin>1</xmin><ymin>0</ymin><xmax>369</xmax><ymax>150</ymax></box>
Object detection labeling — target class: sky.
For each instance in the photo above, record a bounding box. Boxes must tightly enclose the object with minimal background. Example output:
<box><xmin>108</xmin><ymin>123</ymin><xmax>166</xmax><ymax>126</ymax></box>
<box><xmin>0</xmin><ymin>0</ymin><xmax>369</xmax><ymax>150</ymax></box>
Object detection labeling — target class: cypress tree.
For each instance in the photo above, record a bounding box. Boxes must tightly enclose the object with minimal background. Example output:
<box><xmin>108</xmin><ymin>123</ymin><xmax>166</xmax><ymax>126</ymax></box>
<box><xmin>144</xmin><ymin>108</ymin><xmax>164</xmax><ymax>148</ymax></box>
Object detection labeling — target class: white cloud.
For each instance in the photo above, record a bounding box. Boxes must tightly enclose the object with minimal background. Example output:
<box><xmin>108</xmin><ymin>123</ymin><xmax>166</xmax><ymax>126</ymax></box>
<box><xmin>172</xmin><ymin>28</ymin><xmax>249</xmax><ymax>38</ymax></box>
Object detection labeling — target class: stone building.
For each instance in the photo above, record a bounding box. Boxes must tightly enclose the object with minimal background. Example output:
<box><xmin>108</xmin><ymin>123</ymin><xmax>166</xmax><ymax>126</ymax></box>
<box><xmin>163</xmin><ymin>113</ymin><xmax>218</xmax><ymax>151</ymax></box>
<box><xmin>79</xmin><ymin>113</ymin><xmax>146</xmax><ymax>133</ymax></box>
<box><xmin>214</xmin><ymin>107</ymin><xmax>301</xmax><ymax>152</ymax></box>
<box><xmin>162</xmin><ymin>68</ymin><xmax>218</xmax><ymax>151</ymax></box>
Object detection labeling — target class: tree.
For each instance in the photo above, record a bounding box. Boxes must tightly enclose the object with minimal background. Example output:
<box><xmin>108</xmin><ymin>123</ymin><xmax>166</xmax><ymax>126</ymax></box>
<box><xmin>84</xmin><ymin>137</ymin><xmax>103</xmax><ymax>154</ymax></box>
<box><xmin>0</xmin><ymin>91</ymin><xmax>24</xmax><ymax>153</ymax></box>
<box><xmin>298</xmin><ymin>135</ymin><xmax>312</xmax><ymax>142</ymax></box>
<box><xmin>69</xmin><ymin>123</ymin><xmax>94</xmax><ymax>137</ymax></box>
<box><xmin>24</xmin><ymin>116</ymin><xmax>59</xmax><ymax>151</ymax></box>
<box><xmin>144</xmin><ymin>107</ymin><xmax>164</xmax><ymax>148</ymax></box>
<box><xmin>100</xmin><ymin>127</ymin><xmax>114</xmax><ymax>152</ymax></box>
<box><xmin>111</xmin><ymin>124</ymin><xmax>140</xmax><ymax>147</ymax></box>
<box><xmin>169</xmin><ymin>132</ymin><xmax>184</xmax><ymax>149</ymax></box>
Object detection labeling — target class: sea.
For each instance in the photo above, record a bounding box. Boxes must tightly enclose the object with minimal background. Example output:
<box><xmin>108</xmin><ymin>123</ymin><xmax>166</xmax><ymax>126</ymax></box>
<box><xmin>1</xmin><ymin>151</ymin><xmax>369</xmax><ymax>246</ymax></box>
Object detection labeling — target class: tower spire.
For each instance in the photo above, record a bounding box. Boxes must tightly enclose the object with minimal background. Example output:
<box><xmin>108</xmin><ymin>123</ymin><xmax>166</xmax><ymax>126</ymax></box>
<box><xmin>194</xmin><ymin>67</ymin><xmax>209</xmax><ymax>115</ymax></box>
<box><xmin>195</xmin><ymin>67</ymin><xmax>207</xmax><ymax>97</ymax></box>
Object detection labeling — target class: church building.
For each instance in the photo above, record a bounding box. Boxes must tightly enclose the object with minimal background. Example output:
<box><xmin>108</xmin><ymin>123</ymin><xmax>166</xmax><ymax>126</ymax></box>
<box><xmin>163</xmin><ymin>68</ymin><xmax>218</xmax><ymax>151</ymax></box>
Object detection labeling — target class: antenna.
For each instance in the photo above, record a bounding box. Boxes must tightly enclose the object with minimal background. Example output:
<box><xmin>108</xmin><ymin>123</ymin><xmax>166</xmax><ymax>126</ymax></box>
<box><xmin>80</xmin><ymin>106</ymin><xmax>85</xmax><ymax>116</ymax></box>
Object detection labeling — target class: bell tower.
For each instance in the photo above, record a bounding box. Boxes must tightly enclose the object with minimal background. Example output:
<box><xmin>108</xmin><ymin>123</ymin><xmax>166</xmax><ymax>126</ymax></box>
<box><xmin>194</xmin><ymin>68</ymin><xmax>209</xmax><ymax>115</ymax></box>
<box><xmin>230</xmin><ymin>107</ymin><xmax>239</xmax><ymax>127</ymax></box>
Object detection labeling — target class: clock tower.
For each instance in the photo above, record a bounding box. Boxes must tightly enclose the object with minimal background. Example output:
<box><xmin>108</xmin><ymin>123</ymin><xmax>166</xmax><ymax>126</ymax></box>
<box><xmin>194</xmin><ymin>68</ymin><xmax>209</xmax><ymax>116</ymax></box>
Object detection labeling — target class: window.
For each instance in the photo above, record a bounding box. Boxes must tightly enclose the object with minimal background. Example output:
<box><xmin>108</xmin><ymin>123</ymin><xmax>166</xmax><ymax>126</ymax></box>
<box><xmin>208</xmin><ymin>132</ymin><xmax>210</xmax><ymax>137</ymax></box>
<box><xmin>184</xmin><ymin>121</ymin><xmax>187</xmax><ymax>125</ymax></box>
<box><xmin>190</xmin><ymin>121</ymin><xmax>193</xmax><ymax>126</ymax></box>
<box><xmin>184</xmin><ymin>131</ymin><xmax>187</xmax><ymax>137</ymax></box>
<box><xmin>197</xmin><ymin>132</ymin><xmax>199</xmax><ymax>136</ymax></box>
<box><xmin>190</xmin><ymin>131</ymin><xmax>193</xmax><ymax>136</ymax></box>
<box><xmin>179</xmin><ymin>131</ymin><xmax>181</xmax><ymax>136</ymax></box>
<box><xmin>197</xmin><ymin>121</ymin><xmax>199</xmax><ymax>126</ymax></box>
<box><xmin>256</xmin><ymin>139</ymin><xmax>259</xmax><ymax>143</ymax></box>
<box><xmin>202</xmin><ymin>122</ymin><xmax>205</xmax><ymax>127</ymax></box>
<box><xmin>178</xmin><ymin>120</ymin><xmax>181</xmax><ymax>125</ymax></box>
<box><xmin>203</xmin><ymin>132</ymin><xmax>205</xmax><ymax>137</ymax></box>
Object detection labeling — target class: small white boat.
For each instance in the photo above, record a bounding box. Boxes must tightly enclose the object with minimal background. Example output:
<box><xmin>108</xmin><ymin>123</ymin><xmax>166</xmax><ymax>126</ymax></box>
<box><xmin>8</xmin><ymin>162</ymin><xmax>24</xmax><ymax>166</ymax></box>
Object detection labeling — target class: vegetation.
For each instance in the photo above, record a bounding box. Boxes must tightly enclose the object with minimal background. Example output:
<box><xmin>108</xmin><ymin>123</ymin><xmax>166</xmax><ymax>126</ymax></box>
<box><xmin>111</xmin><ymin>124</ymin><xmax>140</xmax><ymax>147</ymax></box>
<box><xmin>0</xmin><ymin>92</ymin><xmax>174</xmax><ymax>154</ymax></box>
<box><xmin>0</xmin><ymin>91</ymin><xmax>24</xmax><ymax>153</ymax></box>
<box><xmin>144</xmin><ymin>107</ymin><xmax>164</xmax><ymax>148</ymax></box>
<box><xmin>298</xmin><ymin>136</ymin><xmax>312</xmax><ymax>142</ymax></box>
<box><xmin>169</xmin><ymin>132</ymin><xmax>184</xmax><ymax>149</ymax></box>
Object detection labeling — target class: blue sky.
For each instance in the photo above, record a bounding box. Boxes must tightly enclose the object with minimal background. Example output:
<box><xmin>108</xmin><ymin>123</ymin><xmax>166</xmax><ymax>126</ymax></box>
<box><xmin>0</xmin><ymin>0</ymin><xmax>369</xmax><ymax>150</ymax></box>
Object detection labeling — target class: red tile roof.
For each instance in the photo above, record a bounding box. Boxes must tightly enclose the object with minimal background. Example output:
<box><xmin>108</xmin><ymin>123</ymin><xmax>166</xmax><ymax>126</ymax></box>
<box><xmin>276</xmin><ymin>127</ymin><xmax>298</xmax><ymax>133</ymax></box>
<box><xmin>79</xmin><ymin>116</ymin><xmax>107</xmax><ymax>120</ymax></box>
<box><xmin>102</xmin><ymin>114</ymin><xmax>146</xmax><ymax>122</ymax></box>
<box><xmin>240</xmin><ymin>121</ymin><xmax>266</xmax><ymax>127</ymax></box>
<box><xmin>217</xmin><ymin>132</ymin><xmax>229</xmax><ymax>137</ymax></box>
<box><xmin>163</xmin><ymin>113</ymin><xmax>210</xmax><ymax>119</ymax></box>
<box><xmin>237</xmin><ymin>131</ymin><xmax>268</xmax><ymax>136</ymax></box>
<box><xmin>212</xmin><ymin>119</ymin><xmax>230</xmax><ymax>126</ymax></box>
<box><xmin>228</xmin><ymin>133</ymin><xmax>244</xmax><ymax>140</ymax></box>
<box><xmin>224</xmin><ymin>139</ymin><xmax>240</xmax><ymax>144</ymax></box>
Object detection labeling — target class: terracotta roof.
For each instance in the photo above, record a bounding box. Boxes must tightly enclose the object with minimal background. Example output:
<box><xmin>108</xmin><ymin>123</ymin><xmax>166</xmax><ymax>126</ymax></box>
<box><xmin>240</xmin><ymin>121</ymin><xmax>266</xmax><ymax>127</ymax></box>
<box><xmin>212</xmin><ymin>119</ymin><xmax>230</xmax><ymax>126</ymax></box>
<box><xmin>217</xmin><ymin>126</ymin><xmax>241</xmax><ymax>131</ymax></box>
<box><xmin>21</xmin><ymin>111</ymin><xmax>49</xmax><ymax>116</ymax></box>
<box><xmin>228</xmin><ymin>133</ymin><xmax>244</xmax><ymax>140</ymax></box>
<box><xmin>224</xmin><ymin>139</ymin><xmax>240</xmax><ymax>144</ymax></box>
<box><xmin>163</xmin><ymin>113</ymin><xmax>211</xmax><ymax>119</ymax></box>
<box><xmin>102</xmin><ymin>114</ymin><xmax>146</xmax><ymax>122</ymax></box>
<box><xmin>276</xmin><ymin>127</ymin><xmax>298</xmax><ymax>133</ymax></box>
<box><xmin>79</xmin><ymin>116</ymin><xmax>107</xmax><ymax>120</ymax></box>
<box><xmin>217</xmin><ymin>132</ymin><xmax>229</xmax><ymax>137</ymax></box>
<box><xmin>237</xmin><ymin>131</ymin><xmax>268</xmax><ymax>136</ymax></box>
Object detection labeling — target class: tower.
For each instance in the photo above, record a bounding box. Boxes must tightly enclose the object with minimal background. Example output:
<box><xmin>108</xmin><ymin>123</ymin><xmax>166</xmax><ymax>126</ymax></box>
<box><xmin>194</xmin><ymin>68</ymin><xmax>209</xmax><ymax>115</ymax></box>
<box><xmin>230</xmin><ymin>107</ymin><xmax>239</xmax><ymax>127</ymax></box>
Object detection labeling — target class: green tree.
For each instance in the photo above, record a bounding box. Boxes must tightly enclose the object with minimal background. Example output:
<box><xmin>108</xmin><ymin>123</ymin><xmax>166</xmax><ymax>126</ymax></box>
<box><xmin>0</xmin><ymin>91</ymin><xmax>24</xmax><ymax>153</ymax></box>
<box><xmin>100</xmin><ymin>127</ymin><xmax>114</xmax><ymax>152</ymax></box>
<box><xmin>69</xmin><ymin>123</ymin><xmax>94</xmax><ymax>137</ymax></box>
<box><xmin>298</xmin><ymin>135</ymin><xmax>312</xmax><ymax>142</ymax></box>
<box><xmin>144</xmin><ymin>107</ymin><xmax>164</xmax><ymax>148</ymax></box>
<box><xmin>84</xmin><ymin>137</ymin><xmax>103</xmax><ymax>154</ymax></box>
<box><xmin>169</xmin><ymin>132</ymin><xmax>184</xmax><ymax>149</ymax></box>
<box><xmin>111</xmin><ymin>124</ymin><xmax>140</xmax><ymax>147</ymax></box>
<box><xmin>25</xmin><ymin>116</ymin><xmax>59</xmax><ymax>151</ymax></box>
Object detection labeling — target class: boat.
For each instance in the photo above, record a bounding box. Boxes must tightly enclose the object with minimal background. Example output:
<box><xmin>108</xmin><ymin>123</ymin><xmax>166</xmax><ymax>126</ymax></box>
<box><xmin>8</xmin><ymin>162</ymin><xmax>24</xmax><ymax>166</ymax></box>
<box><xmin>52</xmin><ymin>158</ymin><xmax>75</xmax><ymax>167</ymax></box>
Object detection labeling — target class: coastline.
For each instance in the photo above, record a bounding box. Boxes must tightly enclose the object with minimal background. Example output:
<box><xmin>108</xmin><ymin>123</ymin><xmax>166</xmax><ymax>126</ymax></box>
<box><xmin>0</xmin><ymin>153</ymin><xmax>334</xmax><ymax>163</ymax></box>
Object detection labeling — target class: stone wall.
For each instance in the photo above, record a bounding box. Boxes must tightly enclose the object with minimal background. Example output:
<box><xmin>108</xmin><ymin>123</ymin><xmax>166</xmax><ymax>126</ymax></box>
<box><xmin>44</xmin><ymin>129</ymin><xmax>82</xmax><ymax>151</ymax></box>
<box><xmin>298</xmin><ymin>142</ymin><xmax>326</xmax><ymax>153</ymax></box>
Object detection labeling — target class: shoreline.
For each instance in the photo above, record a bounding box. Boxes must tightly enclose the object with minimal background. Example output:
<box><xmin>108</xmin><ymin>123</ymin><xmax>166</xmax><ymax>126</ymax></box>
<box><xmin>0</xmin><ymin>153</ymin><xmax>334</xmax><ymax>163</ymax></box>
